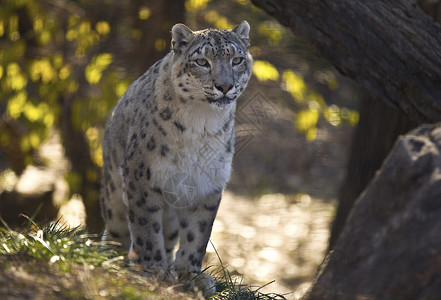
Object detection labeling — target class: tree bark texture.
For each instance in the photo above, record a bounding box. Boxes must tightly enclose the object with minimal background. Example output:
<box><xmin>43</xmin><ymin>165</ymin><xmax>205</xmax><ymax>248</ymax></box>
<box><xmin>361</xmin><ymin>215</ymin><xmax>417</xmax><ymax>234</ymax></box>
<box><xmin>305</xmin><ymin>123</ymin><xmax>441</xmax><ymax>299</ymax></box>
<box><xmin>251</xmin><ymin>0</ymin><xmax>441</xmax><ymax>124</ymax></box>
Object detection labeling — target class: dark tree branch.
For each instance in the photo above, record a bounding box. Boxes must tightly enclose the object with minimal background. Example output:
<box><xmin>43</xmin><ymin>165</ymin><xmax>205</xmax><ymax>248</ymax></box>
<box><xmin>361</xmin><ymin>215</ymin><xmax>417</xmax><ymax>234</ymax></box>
<box><xmin>251</xmin><ymin>0</ymin><xmax>441</xmax><ymax>123</ymax></box>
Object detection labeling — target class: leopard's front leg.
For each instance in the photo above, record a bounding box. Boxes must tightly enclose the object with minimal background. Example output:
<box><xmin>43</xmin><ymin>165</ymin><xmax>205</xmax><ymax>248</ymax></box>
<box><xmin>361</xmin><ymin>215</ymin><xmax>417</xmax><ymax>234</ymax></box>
<box><xmin>122</xmin><ymin>164</ymin><xmax>169</xmax><ymax>277</ymax></box>
<box><xmin>173</xmin><ymin>192</ymin><xmax>221</xmax><ymax>295</ymax></box>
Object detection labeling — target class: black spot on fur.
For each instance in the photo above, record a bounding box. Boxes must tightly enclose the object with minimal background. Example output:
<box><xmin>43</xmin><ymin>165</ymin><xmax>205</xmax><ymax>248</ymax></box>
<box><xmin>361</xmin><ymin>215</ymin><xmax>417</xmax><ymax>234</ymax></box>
<box><xmin>180</xmin><ymin>219</ymin><xmax>188</xmax><ymax>228</ymax></box>
<box><xmin>139</xmin><ymin>73</ymin><xmax>148</xmax><ymax>81</ymax></box>
<box><xmin>197</xmin><ymin>245</ymin><xmax>205</xmax><ymax>254</ymax></box>
<box><xmin>107</xmin><ymin>209</ymin><xmax>113</xmax><ymax>220</ymax></box>
<box><xmin>147</xmin><ymin>205</ymin><xmax>161</xmax><ymax>213</ymax></box>
<box><xmin>159</xmin><ymin>107</ymin><xmax>172</xmax><ymax>121</ymax></box>
<box><xmin>145</xmin><ymin>240</ymin><xmax>153</xmax><ymax>251</ymax></box>
<box><xmin>164</xmin><ymin>91</ymin><xmax>172</xmax><ymax>102</ymax></box>
<box><xmin>127</xmin><ymin>151</ymin><xmax>135</xmax><ymax>160</ymax></box>
<box><xmin>138</xmin><ymin>217</ymin><xmax>148</xmax><ymax>226</ymax></box>
<box><xmin>160</xmin><ymin>144</ymin><xmax>169</xmax><ymax>157</ymax></box>
<box><xmin>136</xmin><ymin>197</ymin><xmax>146</xmax><ymax>207</ymax></box>
<box><xmin>147</xmin><ymin>136</ymin><xmax>156</xmax><ymax>151</ymax></box>
<box><xmin>226</xmin><ymin>139</ymin><xmax>232</xmax><ymax>153</ymax></box>
<box><xmin>187</xmin><ymin>231</ymin><xmax>195</xmax><ymax>243</ymax></box>
<box><xmin>173</xmin><ymin>121</ymin><xmax>186</xmax><ymax>133</ymax></box>
<box><xmin>154</xmin><ymin>250</ymin><xmax>162</xmax><ymax>262</ymax></box>
<box><xmin>153</xmin><ymin>222</ymin><xmax>161</xmax><ymax>233</ymax></box>
<box><xmin>189</xmin><ymin>254</ymin><xmax>200</xmax><ymax>267</ymax></box>
<box><xmin>136</xmin><ymin>237</ymin><xmax>144</xmax><ymax>246</ymax></box>
<box><xmin>144</xmin><ymin>255</ymin><xmax>151</xmax><ymax>261</ymax></box>
<box><xmin>152</xmin><ymin>119</ymin><xmax>168</xmax><ymax>136</ymax></box>
<box><xmin>150</xmin><ymin>105</ymin><xmax>158</xmax><ymax>114</ymax></box>
<box><xmin>146</xmin><ymin>168</ymin><xmax>151</xmax><ymax>180</ymax></box>
<box><xmin>198</xmin><ymin>220</ymin><xmax>208</xmax><ymax>233</ymax></box>
<box><xmin>128</xmin><ymin>181</ymin><xmax>136</xmax><ymax>191</ymax></box>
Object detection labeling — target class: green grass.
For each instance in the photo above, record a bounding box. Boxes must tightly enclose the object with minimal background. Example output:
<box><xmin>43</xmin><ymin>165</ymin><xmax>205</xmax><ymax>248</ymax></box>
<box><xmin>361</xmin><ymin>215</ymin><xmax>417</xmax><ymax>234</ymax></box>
<box><xmin>0</xmin><ymin>218</ymin><xmax>288</xmax><ymax>299</ymax></box>
<box><xmin>207</xmin><ymin>241</ymin><xmax>287</xmax><ymax>300</ymax></box>
<box><xmin>0</xmin><ymin>217</ymin><xmax>121</xmax><ymax>269</ymax></box>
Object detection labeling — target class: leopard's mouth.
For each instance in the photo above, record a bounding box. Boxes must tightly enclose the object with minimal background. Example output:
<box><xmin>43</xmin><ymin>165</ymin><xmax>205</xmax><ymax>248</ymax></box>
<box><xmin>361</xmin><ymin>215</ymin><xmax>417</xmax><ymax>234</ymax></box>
<box><xmin>207</xmin><ymin>96</ymin><xmax>235</xmax><ymax>107</ymax></box>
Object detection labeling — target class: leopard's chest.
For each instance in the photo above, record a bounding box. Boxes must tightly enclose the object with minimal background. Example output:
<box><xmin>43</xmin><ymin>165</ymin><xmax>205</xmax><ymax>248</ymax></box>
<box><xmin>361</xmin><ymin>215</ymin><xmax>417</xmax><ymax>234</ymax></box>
<box><xmin>148</xmin><ymin>131</ymin><xmax>233</xmax><ymax>204</ymax></box>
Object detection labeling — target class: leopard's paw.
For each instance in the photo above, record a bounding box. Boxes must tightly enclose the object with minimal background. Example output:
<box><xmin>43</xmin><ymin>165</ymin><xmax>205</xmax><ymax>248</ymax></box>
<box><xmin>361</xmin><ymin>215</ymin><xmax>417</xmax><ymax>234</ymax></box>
<box><xmin>142</xmin><ymin>266</ymin><xmax>178</xmax><ymax>283</ymax></box>
<box><xmin>179</xmin><ymin>272</ymin><xmax>216</xmax><ymax>296</ymax></box>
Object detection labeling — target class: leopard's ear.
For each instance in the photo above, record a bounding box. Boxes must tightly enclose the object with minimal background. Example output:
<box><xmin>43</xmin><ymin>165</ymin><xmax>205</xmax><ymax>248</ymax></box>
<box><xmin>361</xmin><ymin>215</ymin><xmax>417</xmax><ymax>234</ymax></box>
<box><xmin>233</xmin><ymin>20</ymin><xmax>250</xmax><ymax>48</ymax></box>
<box><xmin>171</xmin><ymin>23</ymin><xmax>194</xmax><ymax>53</ymax></box>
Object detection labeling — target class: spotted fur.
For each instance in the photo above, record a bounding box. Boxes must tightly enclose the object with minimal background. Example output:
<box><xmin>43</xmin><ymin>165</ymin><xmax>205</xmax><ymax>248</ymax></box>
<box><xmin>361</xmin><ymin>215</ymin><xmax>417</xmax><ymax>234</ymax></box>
<box><xmin>100</xmin><ymin>21</ymin><xmax>252</xmax><ymax>294</ymax></box>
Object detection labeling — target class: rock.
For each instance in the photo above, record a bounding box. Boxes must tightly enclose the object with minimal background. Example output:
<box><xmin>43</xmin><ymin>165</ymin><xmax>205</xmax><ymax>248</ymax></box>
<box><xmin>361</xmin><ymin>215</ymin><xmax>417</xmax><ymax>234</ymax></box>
<box><xmin>305</xmin><ymin>123</ymin><xmax>441</xmax><ymax>300</ymax></box>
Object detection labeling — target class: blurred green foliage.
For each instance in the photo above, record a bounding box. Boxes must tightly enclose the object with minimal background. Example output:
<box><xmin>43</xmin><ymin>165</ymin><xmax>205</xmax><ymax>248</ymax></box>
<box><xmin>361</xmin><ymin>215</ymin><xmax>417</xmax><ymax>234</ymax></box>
<box><xmin>0</xmin><ymin>0</ymin><xmax>128</xmax><ymax>171</ymax></box>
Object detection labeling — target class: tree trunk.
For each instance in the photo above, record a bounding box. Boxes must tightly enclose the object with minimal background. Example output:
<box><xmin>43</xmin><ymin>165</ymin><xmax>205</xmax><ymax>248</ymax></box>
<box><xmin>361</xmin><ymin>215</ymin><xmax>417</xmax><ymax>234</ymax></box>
<box><xmin>127</xmin><ymin>0</ymin><xmax>186</xmax><ymax>75</ymax></box>
<box><xmin>251</xmin><ymin>0</ymin><xmax>441</xmax><ymax>124</ymax></box>
<box><xmin>60</xmin><ymin>95</ymin><xmax>103</xmax><ymax>233</ymax></box>
<box><xmin>329</xmin><ymin>94</ymin><xmax>417</xmax><ymax>249</ymax></box>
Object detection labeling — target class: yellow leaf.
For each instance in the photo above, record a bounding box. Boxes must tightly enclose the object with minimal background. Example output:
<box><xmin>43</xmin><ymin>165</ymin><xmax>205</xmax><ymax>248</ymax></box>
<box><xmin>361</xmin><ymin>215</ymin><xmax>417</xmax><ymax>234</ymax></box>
<box><xmin>95</xmin><ymin>21</ymin><xmax>110</xmax><ymax>35</ymax></box>
<box><xmin>252</xmin><ymin>60</ymin><xmax>279</xmax><ymax>82</ymax></box>
<box><xmin>154</xmin><ymin>38</ymin><xmax>166</xmax><ymax>52</ymax></box>
<box><xmin>138</xmin><ymin>7</ymin><xmax>151</xmax><ymax>20</ymax></box>
<box><xmin>85</xmin><ymin>53</ymin><xmax>113</xmax><ymax>84</ymax></box>
<box><xmin>6</xmin><ymin>63</ymin><xmax>27</xmax><ymax>91</ymax></box>
<box><xmin>296</xmin><ymin>109</ymin><xmax>319</xmax><ymax>133</ymax></box>
<box><xmin>282</xmin><ymin>70</ymin><xmax>306</xmax><ymax>102</ymax></box>
<box><xmin>305</xmin><ymin>127</ymin><xmax>317</xmax><ymax>141</ymax></box>
<box><xmin>7</xmin><ymin>91</ymin><xmax>27</xmax><ymax>119</ymax></box>
<box><xmin>115</xmin><ymin>81</ymin><xmax>129</xmax><ymax>98</ymax></box>
<box><xmin>185</xmin><ymin>0</ymin><xmax>211</xmax><ymax>11</ymax></box>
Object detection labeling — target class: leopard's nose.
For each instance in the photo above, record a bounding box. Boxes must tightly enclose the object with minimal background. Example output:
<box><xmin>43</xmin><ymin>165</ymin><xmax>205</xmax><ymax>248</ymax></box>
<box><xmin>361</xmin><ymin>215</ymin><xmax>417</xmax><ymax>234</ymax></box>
<box><xmin>215</xmin><ymin>84</ymin><xmax>233</xmax><ymax>94</ymax></box>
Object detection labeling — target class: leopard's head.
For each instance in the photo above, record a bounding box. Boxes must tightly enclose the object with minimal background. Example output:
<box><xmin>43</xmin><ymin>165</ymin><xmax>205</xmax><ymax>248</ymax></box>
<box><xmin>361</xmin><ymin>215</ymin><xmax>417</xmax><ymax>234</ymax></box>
<box><xmin>171</xmin><ymin>21</ymin><xmax>253</xmax><ymax>108</ymax></box>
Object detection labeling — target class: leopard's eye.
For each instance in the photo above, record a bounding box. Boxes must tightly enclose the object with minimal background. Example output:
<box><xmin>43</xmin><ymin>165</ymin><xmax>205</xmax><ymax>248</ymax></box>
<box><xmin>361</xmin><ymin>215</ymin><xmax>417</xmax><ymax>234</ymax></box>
<box><xmin>232</xmin><ymin>57</ymin><xmax>244</xmax><ymax>66</ymax></box>
<box><xmin>195</xmin><ymin>59</ymin><xmax>209</xmax><ymax>67</ymax></box>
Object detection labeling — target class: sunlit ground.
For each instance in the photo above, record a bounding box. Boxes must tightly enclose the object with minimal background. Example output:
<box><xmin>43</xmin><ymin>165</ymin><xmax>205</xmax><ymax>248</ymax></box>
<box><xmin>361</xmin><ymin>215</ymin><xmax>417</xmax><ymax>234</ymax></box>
<box><xmin>206</xmin><ymin>192</ymin><xmax>334</xmax><ymax>299</ymax></box>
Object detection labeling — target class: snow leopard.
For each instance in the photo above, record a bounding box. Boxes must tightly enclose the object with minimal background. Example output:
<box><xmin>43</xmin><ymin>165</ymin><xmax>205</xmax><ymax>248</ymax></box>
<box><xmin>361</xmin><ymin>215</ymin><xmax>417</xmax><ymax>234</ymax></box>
<box><xmin>100</xmin><ymin>21</ymin><xmax>252</xmax><ymax>294</ymax></box>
